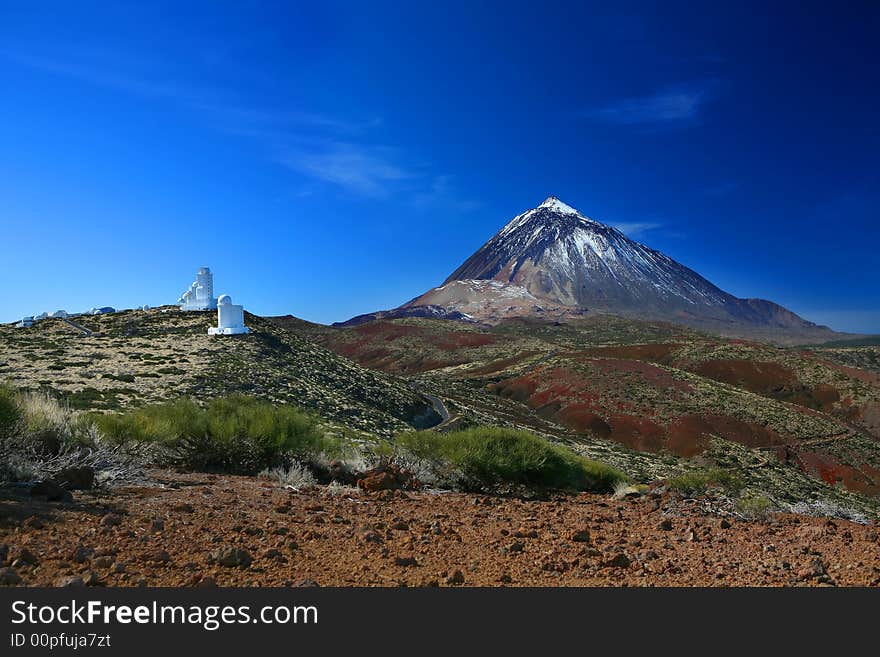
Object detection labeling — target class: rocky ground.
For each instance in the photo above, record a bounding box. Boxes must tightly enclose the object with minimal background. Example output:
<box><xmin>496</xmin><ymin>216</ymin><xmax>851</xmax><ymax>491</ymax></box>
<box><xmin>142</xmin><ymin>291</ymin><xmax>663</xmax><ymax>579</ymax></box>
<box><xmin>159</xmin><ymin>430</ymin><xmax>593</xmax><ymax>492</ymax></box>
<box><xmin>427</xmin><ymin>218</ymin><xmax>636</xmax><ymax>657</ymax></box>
<box><xmin>1</xmin><ymin>470</ymin><xmax>879</xmax><ymax>587</ymax></box>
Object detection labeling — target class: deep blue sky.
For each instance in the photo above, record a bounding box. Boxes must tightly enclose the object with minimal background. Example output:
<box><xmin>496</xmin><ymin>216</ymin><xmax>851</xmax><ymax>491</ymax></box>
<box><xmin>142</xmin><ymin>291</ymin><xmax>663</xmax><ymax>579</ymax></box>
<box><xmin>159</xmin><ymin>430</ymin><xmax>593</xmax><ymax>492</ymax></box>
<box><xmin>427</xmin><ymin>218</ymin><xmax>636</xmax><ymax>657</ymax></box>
<box><xmin>1</xmin><ymin>1</ymin><xmax>878</xmax><ymax>332</ymax></box>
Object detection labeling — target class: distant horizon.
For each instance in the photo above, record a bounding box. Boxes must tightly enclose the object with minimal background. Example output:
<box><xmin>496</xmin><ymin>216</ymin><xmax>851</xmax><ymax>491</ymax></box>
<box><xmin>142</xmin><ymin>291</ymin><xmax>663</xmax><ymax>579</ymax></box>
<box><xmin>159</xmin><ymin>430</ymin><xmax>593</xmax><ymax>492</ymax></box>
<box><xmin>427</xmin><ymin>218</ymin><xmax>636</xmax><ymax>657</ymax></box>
<box><xmin>2</xmin><ymin>2</ymin><xmax>878</xmax><ymax>333</ymax></box>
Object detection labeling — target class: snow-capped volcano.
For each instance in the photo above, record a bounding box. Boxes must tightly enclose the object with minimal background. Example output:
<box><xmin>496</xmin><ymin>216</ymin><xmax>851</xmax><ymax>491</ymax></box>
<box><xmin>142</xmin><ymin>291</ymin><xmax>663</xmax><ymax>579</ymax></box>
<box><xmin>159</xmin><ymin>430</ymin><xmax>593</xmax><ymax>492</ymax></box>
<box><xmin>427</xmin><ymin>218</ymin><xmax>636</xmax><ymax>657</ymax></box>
<box><xmin>339</xmin><ymin>196</ymin><xmax>833</xmax><ymax>340</ymax></box>
<box><xmin>446</xmin><ymin>195</ymin><xmax>732</xmax><ymax>311</ymax></box>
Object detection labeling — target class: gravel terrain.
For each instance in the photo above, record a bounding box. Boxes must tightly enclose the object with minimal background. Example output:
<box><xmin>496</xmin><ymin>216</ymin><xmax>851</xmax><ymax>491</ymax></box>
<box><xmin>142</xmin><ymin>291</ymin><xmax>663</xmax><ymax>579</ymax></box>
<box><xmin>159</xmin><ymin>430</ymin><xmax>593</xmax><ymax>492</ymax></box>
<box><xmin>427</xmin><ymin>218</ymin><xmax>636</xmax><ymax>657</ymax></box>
<box><xmin>2</xmin><ymin>471</ymin><xmax>878</xmax><ymax>587</ymax></box>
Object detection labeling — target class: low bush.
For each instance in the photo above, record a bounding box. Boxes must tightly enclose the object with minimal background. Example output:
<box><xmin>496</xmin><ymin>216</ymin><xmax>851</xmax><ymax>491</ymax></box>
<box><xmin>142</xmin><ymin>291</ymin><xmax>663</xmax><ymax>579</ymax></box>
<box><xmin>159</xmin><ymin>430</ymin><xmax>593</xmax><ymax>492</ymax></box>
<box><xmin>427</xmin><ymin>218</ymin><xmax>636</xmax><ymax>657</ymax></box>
<box><xmin>667</xmin><ymin>467</ymin><xmax>742</xmax><ymax>496</ymax></box>
<box><xmin>93</xmin><ymin>395</ymin><xmax>330</xmax><ymax>474</ymax></box>
<box><xmin>0</xmin><ymin>386</ymin><xmax>136</xmax><ymax>486</ymax></box>
<box><xmin>0</xmin><ymin>385</ymin><xmax>20</xmax><ymax>440</ymax></box>
<box><xmin>396</xmin><ymin>426</ymin><xmax>626</xmax><ymax>492</ymax></box>
<box><xmin>736</xmin><ymin>494</ymin><xmax>773</xmax><ymax>519</ymax></box>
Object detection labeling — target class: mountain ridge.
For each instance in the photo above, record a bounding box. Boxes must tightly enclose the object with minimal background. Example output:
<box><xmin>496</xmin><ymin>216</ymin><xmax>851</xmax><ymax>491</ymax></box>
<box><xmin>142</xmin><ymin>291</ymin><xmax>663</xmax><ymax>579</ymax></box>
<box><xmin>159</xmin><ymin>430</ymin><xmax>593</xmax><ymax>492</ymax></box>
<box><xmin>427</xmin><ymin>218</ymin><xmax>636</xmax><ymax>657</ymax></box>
<box><xmin>339</xmin><ymin>196</ymin><xmax>844</xmax><ymax>344</ymax></box>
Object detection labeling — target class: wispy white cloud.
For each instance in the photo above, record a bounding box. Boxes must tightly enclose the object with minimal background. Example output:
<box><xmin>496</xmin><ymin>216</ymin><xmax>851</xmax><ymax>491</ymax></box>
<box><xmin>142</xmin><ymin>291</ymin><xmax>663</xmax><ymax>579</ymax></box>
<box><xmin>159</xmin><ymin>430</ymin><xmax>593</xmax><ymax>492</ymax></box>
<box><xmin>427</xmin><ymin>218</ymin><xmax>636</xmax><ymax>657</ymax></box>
<box><xmin>584</xmin><ymin>82</ymin><xmax>718</xmax><ymax>126</ymax></box>
<box><xmin>7</xmin><ymin>50</ymin><xmax>476</xmax><ymax>206</ymax></box>
<box><xmin>7</xmin><ymin>52</ymin><xmax>201</xmax><ymax>102</ymax></box>
<box><xmin>282</xmin><ymin>143</ymin><xmax>414</xmax><ymax>198</ymax></box>
<box><xmin>610</xmin><ymin>221</ymin><xmax>662</xmax><ymax>237</ymax></box>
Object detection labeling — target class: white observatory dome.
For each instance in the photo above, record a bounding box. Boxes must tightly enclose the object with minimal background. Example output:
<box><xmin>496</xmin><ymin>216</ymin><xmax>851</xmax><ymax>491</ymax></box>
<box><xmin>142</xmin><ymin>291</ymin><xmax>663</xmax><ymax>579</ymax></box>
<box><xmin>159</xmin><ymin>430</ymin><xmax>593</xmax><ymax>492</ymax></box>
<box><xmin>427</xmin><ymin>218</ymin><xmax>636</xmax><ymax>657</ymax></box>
<box><xmin>218</xmin><ymin>294</ymin><xmax>232</xmax><ymax>305</ymax></box>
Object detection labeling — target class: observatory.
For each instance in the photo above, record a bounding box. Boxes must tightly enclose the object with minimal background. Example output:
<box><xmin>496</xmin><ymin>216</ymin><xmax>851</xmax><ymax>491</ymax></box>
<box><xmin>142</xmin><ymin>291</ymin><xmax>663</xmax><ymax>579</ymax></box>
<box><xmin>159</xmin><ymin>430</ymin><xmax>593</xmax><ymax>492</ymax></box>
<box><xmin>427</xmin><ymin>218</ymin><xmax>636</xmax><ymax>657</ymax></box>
<box><xmin>178</xmin><ymin>267</ymin><xmax>218</xmax><ymax>311</ymax></box>
<box><xmin>208</xmin><ymin>294</ymin><xmax>249</xmax><ymax>336</ymax></box>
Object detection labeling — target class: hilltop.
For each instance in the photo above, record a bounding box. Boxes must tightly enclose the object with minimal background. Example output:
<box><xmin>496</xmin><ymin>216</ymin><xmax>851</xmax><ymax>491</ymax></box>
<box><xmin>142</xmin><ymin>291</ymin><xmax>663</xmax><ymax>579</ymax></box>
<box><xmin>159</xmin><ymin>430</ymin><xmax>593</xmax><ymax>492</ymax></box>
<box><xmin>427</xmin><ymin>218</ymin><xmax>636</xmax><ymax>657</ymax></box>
<box><xmin>340</xmin><ymin>196</ymin><xmax>850</xmax><ymax>345</ymax></box>
<box><xmin>0</xmin><ymin>307</ymin><xmax>439</xmax><ymax>438</ymax></box>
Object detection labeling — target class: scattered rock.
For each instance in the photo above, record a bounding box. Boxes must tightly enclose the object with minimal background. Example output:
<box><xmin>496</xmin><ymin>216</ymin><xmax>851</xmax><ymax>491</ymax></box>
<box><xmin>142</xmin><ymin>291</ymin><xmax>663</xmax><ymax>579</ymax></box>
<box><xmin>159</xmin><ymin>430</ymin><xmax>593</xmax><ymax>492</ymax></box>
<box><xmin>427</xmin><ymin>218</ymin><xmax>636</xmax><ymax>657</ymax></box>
<box><xmin>84</xmin><ymin>571</ymin><xmax>102</xmax><ymax>587</ymax></box>
<box><xmin>145</xmin><ymin>550</ymin><xmax>171</xmax><ymax>564</ymax></box>
<box><xmin>70</xmin><ymin>545</ymin><xmax>93</xmax><ymax>564</ymax></box>
<box><xmin>14</xmin><ymin>548</ymin><xmax>38</xmax><ymax>566</ymax></box>
<box><xmin>659</xmin><ymin>519</ymin><xmax>673</xmax><ymax>531</ymax></box>
<box><xmin>394</xmin><ymin>556</ymin><xmax>418</xmax><ymax>567</ymax></box>
<box><xmin>210</xmin><ymin>547</ymin><xmax>253</xmax><ymax>568</ymax></box>
<box><xmin>569</xmin><ymin>529</ymin><xmax>592</xmax><ymax>543</ymax></box>
<box><xmin>100</xmin><ymin>513</ymin><xmax>123</xmax><ymax>527</ymax></box>
<box><xmin>359</xmin><ymin>530</ymin><xmax>384</xmax><ymax>544</ymax></box>
<box><xmin>56</xmin><ymin>466</ymin><xmax>95</xmax><ymax>490</ymax></box>
<box><xmin>56</xmin><ymin>576</ymin><xmax>85</xmax><ymax>588</ymax></box>
<box><xmin>513</xmin><ymin>526</ymin><xmax>538</xmax><ymax>539</ymax></box>
<box><xmin>604</xmin><ymin>553</ymin><xmax>632</xmax><ymax>569</ymax></box>
<box><xmin>31</xmin><ymin>480</ymin><xmax>72</xmax><ymax>502</ymax></box>
<box><xmin>292</xmin><ymin>578</ymin><xmax>320</xmax><ymax>587</ymax></box>
<box><xmin>446</xmin><ymin>569</ymin><xmax>465</xmax><ymax>585</ymax></box>
<box><xmin>0</xmin><ymin>567</ymin><xmax>22</xmax><ymax>586</ymax></box>
<box><xmin>23</xmin><ymin>516</ymin><xmax>45</xmax><ymax>529</ymax></box>
<box><xmin>720</xmin><ymin>519</ymin><xmax>732</xmax><ymax>530</ymax></box>
<box><xmin>328</xmin><ymin>459</ymin><xmax>358</xmax><ymax>485</ymax></box>
<box><xmin>797</xmin><ymin>558</ymin><xmax>830</xmax><ymax>582</ymax></box>
<box><xmin>357</xmin><ymin>462</ymin><xmax>420</xmax><ymax>492</ymax></box>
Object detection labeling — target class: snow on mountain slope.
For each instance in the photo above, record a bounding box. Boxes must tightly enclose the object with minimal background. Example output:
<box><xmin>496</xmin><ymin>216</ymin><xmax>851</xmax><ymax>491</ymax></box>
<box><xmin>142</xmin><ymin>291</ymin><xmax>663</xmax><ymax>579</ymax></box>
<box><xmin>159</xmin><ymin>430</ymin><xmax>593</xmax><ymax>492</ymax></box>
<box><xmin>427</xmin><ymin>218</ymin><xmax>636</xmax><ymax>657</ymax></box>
<box><xmin>444</xmin><ymin>196</ymin><xmax>821</xmax><ymax>330</ymax></box>
<box><xmin>338</xmin><ymin>196</ymin><xmax>840</xmax><ymax>341</ymax></box>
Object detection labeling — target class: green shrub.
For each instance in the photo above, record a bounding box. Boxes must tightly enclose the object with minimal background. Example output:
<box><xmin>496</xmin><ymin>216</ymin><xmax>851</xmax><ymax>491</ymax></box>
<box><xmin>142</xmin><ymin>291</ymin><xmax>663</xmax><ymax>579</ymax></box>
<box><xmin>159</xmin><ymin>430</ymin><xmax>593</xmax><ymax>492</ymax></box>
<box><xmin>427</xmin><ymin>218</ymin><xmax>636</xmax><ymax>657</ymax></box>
<box><xmin>0</xmin><ymin>385</ymin><xmax>21</xmax><ymax>440</ymax></box>
<box><xmin>667</xmin><ymin>467</ymin><xmax>742</xmax><ymax>496</ymax></box>
<box><xmin>396</xmin><ymin>426</ymin><xmax>626</xmax><ymax>492</ymax></box>
<box><xmin>93</xmin><ymin>395</ymin><xmax>329</xmax><ymax>474</ymax></box>
<box><xmin>736</xmin><ymin>494</ymin><xmax>773</xmax><ymax>519</ymax></box>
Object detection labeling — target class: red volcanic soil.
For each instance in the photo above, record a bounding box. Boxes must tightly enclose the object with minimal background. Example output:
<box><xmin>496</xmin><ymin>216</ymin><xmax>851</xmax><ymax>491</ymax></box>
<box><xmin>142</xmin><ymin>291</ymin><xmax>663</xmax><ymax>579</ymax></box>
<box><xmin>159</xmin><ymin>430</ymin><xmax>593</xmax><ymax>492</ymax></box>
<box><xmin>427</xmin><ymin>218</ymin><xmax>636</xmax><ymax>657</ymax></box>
<box><xmin>795</xmin><ymin>452</ymin><xmax>880</xmax><ymax>498</ymax></box>
<box><xmin>693</xmin><ymin>359</ymin><xmax>798</xmax><ymax>391</ymax></box>
<box><xmin>691</xmin><ymin>359</ymin><xmax>840</xmax><ymax>412</ymax></box>
<box><xmin>605</xmin><ymin>415</ymin><xmax>666</xmax><ymax>452</ymax></box>
<box><xmin>666</xmin><ymin>416</ymin><xmax>714</xmax><ymax>457</ymax></box>
<box><xmin>323</xmin><ymin>322</ymin><xmax>499</xmax><ymax>374</ymax></box>
<box><xmin>579</xmin><ymin>343</ymin><xmax>679</xmax><ymax>363</ymax></box>
<box><xmin>2</xmin><ymin>471</ymin><xmax>879</xmax><ymax>587</ymax></box>
<box><xmin>702</xmin><ymin>414</ymin><xmax>786</xmax><ymax>449</ymax></box>
<box><xmin>487</xmin><ymin>359</ymin><xmax>823</xmax><ymax>463</ymax></box>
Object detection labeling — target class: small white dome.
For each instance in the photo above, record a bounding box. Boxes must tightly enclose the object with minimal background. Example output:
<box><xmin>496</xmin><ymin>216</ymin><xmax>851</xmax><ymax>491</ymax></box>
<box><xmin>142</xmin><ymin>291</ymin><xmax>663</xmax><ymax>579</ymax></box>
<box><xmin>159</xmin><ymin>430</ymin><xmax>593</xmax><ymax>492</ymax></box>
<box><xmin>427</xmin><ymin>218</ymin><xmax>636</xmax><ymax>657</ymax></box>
<box><xmin>217</xmin><ymin>294</ymin><xmax>232</xmax><ymax>305</ymax></box>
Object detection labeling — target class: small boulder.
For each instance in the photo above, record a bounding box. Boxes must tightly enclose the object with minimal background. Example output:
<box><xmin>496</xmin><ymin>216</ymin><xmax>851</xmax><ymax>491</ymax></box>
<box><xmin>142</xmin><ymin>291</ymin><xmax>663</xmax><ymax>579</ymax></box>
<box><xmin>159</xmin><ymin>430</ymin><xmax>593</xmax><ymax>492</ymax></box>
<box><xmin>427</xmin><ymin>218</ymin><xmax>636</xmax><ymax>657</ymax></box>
<box><xmin>100</xmin><ymin>513</ymin><xmax>123</xmax><ymax>527</ymax></box>
<box><xmin>84</xmin><ymin>571</ymin><xmax>102</xmax><ymax>587</ymax></box>
<box><xmin>0</xmin><ymin>567</ymin><xmax>22</xmax><ymax>586</ymax></box>
<box><xmin>56</xmin><ymin>466</ymin><xmax>95</xmax><ymax>490</ymax></box>
<box><xmin>14</xmin><ymin>548</ymin><xmax>39</xmax><ymax>566</ymax></box>
<box><xmin>569</xmin><ymin>529</ymin><xmax>592</xmax><ymax>543</ymax></box>
<box><xmin>210</xmin><ymin>547</ymin><xmax>253</xmax><ymax>568</ymax></box>
<box><xmin>69</xmin><ymin>545</ymin><xmax>93</xmax><ymax>564</ymax></box>
<box><xmin>30</xmin><ymin>480</ymin><xmax>72</xmax><ymax>502</ymax></box>
<box><xmin>446</xmin><ymin>569</ymin><xmax>465</xmax><ymax>585</ymax></box>
<box><xmin>56</xmin><ymin>576</ymin><xmax>85</xmax><ymax>588</ymax></box>
<box><xmin>292</xmin><ymin>578</ymin><xmax>320</xmax><ymax>587</ymax></box>
<box><xmin>604</xmin><ymin>553</ymin><xmax>632</xmax><ymax>569</ymax></box>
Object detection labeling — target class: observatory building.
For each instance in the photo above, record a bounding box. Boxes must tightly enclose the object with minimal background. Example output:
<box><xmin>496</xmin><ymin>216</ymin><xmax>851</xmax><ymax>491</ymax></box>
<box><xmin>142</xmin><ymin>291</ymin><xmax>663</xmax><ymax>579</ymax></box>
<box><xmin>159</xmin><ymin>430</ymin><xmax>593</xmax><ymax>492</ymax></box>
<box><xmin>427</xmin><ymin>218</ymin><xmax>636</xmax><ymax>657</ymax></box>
<box><xmin>178</xmin><ymin>267</ymin><xmax>218</xmax><ymax>311</ymax></box>
<box><xmin>208</xmin><ymin>294</ymin><xmax>249</xmax><ymax>335</ymax></box>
